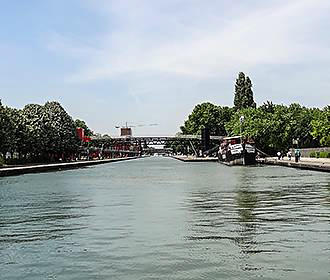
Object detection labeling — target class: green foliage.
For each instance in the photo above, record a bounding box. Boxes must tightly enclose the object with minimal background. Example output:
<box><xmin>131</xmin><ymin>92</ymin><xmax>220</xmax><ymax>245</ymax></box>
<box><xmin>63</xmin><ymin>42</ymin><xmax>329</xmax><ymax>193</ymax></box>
<box><xmin>180</xmin><ymin>102</ymin><xmax>232</xmax><ymax>136</ymax></box>
<box><xmin>0</xmin><ymin>100</ymin><xmax>86</xmax><ymax>164</ymax></box>
<box><xmin>74</xmin><ymin>119</ymin><xmax>94</xmax><ymax>136</ymax></box>
<box><xmin>309</xmin><ymin>151</ymin><xmax>330</xmax><ymax>158</ymax></box>
<box><xmin>310</xmin><ymin>106</ymin><xmax>330</xmax><ymax>146</ymax></box>
<box><xmin>319</xmin><ymin>151</ymin><xmax>330</xmax><ymax>158</ymax></box>
<box><xmin>234</xmin><ymin>72</ymin><xmax>256</xmax><ymax>110</ymax></box>
<box><xmin>177</xmin><ymin>73</ymin><xmax>327</xmax><ymax>156</ymax></box>
<box><xmin>224</xmin><ymin>104</ymin><xmax>324</xmax><ymax>154</ymax></box>
<box><xmin>309</xmin><ymin>151</ymin><xmax>316</xmax><ymax>157</ymax></box>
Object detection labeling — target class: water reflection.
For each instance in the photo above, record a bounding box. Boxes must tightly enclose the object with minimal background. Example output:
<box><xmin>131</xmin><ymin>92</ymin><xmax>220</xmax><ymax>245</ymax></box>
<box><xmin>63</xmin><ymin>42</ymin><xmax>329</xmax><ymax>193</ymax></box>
<box><xmin>235</xmin><ymin>188</ymin><xmax>258</xmax><ymax>252</ymax></box>
<box><xmin>0</xmin><ymin>181</ymin><xmax>91</xmax><ymax>245</ymax></box>
<box><xmin>0</xmin><ymin>159</ymin><xmax>329</xmax><ymax>280</ymax></box>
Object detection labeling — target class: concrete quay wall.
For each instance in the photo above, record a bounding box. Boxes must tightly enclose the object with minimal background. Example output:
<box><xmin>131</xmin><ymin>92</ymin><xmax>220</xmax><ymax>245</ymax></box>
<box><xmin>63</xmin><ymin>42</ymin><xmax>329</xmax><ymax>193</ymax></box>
<box><xmin>171</xmin><ymin>156</ymin><xmax>218</xmax><ymax>162</ymax></box>
<box><xmin>257</xmin><ymin>157</ymin><xmax>330</xmax><ymax>173</ymax></box>
<box><xmin>0</xmin><ymin>157</ymin><xmax>140</xmax><ymax>177</ymax></box>
<box><xmin>295</xmin><ymin>147</ymin><xmax>330</xmax><ymax>157</ymax></box>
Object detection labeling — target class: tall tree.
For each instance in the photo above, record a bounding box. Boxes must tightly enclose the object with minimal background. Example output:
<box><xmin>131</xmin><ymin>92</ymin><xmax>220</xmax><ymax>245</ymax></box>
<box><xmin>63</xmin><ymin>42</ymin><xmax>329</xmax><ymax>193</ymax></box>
<box><xmin>234</xmin><ymin>72</ymin><xmax>246</xmax><ymax>110</ymax></box>
<box><xmin>244</xmin><ymin>76</ymin><xmax>256</xmax><ymax>109</ymax></box>
<box><xmin>234</xmin><ymin>72</ymin><xmax>256</xmax><ymax>110</ymax></box>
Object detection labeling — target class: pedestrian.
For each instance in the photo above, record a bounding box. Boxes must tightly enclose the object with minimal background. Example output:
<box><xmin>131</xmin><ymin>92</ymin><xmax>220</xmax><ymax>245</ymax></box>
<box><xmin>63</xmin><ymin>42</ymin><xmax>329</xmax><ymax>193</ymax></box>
<box><xmin>287</xmin><ymin>150</ymin><xmax>292</xmax><ymax>161</ymax></box>
<box><xmin>277</xmin><ymin>151</ymin><xmax>281</xmax><ymax>160</ymax></box>
<box><xmin>294</xmin><ymin>149</ymin><xmax>300</xmax><ymax>162</ymax></box>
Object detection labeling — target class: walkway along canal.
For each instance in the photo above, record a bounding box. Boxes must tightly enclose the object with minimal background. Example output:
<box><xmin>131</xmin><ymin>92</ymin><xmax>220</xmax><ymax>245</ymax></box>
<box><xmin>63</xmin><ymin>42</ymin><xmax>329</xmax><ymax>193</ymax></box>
<box><xmin>257</xmin><ymin>157</ymin><xmax>330</xmax><ymax>173</ymax></box>
<box><xmin>0</xmin><ymin>157</ymin><xmax>140</xmax><ymax>177</ymax></box>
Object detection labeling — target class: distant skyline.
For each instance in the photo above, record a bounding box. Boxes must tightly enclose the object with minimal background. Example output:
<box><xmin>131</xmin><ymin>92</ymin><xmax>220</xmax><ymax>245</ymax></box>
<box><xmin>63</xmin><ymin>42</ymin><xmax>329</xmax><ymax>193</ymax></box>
<box><xmin>1</xmin><ymin>0</ymin><xmax>330</xmax><ymax>136</ymax></box>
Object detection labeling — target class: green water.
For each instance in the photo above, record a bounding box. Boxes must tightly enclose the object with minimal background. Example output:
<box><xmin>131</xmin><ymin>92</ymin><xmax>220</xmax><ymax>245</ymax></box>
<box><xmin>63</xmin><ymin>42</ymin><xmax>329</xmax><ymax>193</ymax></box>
<box><xmin>1</xmin><ymin>157</ymin><xmax>329</xmax><ymax>279</ymax></box>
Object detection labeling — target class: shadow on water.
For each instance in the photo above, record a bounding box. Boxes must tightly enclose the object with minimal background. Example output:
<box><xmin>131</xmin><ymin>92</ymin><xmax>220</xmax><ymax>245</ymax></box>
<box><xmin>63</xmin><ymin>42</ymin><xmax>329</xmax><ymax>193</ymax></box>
<box><xmin>185</xmin><ymin>165</ymin><xmax>330</xmax><ymax>273</ymax></box>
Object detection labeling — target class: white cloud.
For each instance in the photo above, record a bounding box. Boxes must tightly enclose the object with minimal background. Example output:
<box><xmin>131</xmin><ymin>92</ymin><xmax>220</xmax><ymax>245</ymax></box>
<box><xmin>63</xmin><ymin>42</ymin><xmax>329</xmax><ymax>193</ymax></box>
<box><xmin>46</xmin><ymin>0</ymin><xmax>330</xmax><ymax>83</ymax></box>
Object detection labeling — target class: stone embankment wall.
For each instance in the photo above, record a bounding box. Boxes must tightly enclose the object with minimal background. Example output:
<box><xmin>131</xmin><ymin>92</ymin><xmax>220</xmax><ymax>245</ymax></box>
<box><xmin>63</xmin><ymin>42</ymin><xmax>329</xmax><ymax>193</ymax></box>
<box><xmin>297</xmin><ymin>147</ymin><xmax>330</xmax><ymax>157</ymax></box>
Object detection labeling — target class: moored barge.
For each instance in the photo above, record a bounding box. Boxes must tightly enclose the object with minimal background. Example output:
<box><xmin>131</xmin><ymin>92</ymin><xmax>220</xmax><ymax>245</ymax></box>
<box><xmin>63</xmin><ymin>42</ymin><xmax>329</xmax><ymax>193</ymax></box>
<box><xmin>218</xmin><ymin>136</ymin><xmax>256</xmax><ymax>166</ymax></box>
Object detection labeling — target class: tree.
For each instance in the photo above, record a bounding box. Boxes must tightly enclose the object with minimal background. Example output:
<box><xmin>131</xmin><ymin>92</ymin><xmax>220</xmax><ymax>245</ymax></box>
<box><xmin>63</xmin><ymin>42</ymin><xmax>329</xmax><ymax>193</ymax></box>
<box><xmin>311</xmin><ymin>106</ymin><xmax>330</xmax><ymax>146</ymax></box>
<box><xmin>74</xmin><ymin>119</ymin><xmax>93</xmax><ymax>136</ymax></box>
<box><xmin>259</xmin><ymin>101</ymin><xmax>275</xmax><ymax>113</ymax></box>
<box><xmin>0</xmin><ymin>100</ymin><xmax>11</xmax><ymax>157</ymax></box>
<box><xmin>21</xmin><ymin>104</ymin><xmax>49</xmax><ymax>160</ymax></box>
<box><xmin>21</xmin><ymin>101</ymin><xmax>80</xmax><ymax>162</ymax></box>
<box><xmin>180</xmin><ymin>102</ymin><xmax>232</xmax><ymax>136</ymax></box>
<box><xmin>3</xmin><ymin>107</ymin><xmax>29</xmax><ymax>159</ymax></box>
<box><xmin>43</xmin><ymin>101</ymin><xmax>80</xmax><ymax>158</ymax></box>
<box><xmin>244</xmin><ymin>76</ymin><xmax>256</xmax><ymax>109</ymax></box>
<box><xmin>234</xmin><ymin>72</ymin><xmax>256</xmax><ymax>110</ymax></box>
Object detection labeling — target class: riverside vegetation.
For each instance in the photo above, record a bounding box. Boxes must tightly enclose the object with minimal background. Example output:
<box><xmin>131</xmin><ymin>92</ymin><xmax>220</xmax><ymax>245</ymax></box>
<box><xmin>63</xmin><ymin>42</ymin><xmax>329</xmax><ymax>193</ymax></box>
<box><xmin>173</xmin><ymin>72</ymin><xmax>329</xmax><ymax>155</ymax></box>
<box><xmin>0</xmin><ymin>100</ymin><xmax>92</xmax><ymax>165</ymax></box>
<box><xmin>1</xmin><ymin>72</ymin><xmax>329</xmax><ymax>164</ymax></box>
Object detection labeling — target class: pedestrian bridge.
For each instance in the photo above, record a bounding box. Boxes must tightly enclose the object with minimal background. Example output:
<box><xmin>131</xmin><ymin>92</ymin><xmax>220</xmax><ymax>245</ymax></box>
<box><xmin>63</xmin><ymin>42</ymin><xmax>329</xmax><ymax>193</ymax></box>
<box><xmin>91</xmin><ymin>135</ymin><xmax>224</xmax><ymax>145</ymax></box>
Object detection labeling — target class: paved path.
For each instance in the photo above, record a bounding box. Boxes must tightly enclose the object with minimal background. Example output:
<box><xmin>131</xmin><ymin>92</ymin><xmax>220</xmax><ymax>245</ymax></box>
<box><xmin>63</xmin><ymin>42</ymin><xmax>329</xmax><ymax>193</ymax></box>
<box><xmin>0</xmin><ymin>157</ymin><xmax>140</xmax><ymax>177</ymax></box>
<box><xmin>257</xmin><ymin>157</ymin><xmax>330</xmax><ymax>173</ymax></box>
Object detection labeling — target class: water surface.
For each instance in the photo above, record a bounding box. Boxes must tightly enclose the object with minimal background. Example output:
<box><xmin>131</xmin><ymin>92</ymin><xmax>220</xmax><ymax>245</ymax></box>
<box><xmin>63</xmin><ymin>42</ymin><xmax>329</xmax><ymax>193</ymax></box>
<box><xmin>1</xmin><ymin>157</ymin><xmax>329</xmax><ymax>279</ymax></box>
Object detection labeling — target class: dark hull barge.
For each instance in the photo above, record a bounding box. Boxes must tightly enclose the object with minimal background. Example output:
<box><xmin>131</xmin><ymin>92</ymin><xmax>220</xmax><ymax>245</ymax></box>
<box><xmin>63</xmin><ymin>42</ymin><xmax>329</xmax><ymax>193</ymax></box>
<box><xmin>218</xmin><ymin>136</ymin><xmax>256</xmax><ymax>166</ymax></box>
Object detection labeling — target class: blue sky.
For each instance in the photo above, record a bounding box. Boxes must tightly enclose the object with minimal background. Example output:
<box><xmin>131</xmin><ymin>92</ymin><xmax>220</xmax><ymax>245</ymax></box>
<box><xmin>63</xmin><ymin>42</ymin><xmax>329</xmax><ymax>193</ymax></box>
<box><xmin>1</xmin><ymin>0</ymin><xmax>330</xmax><ymax>136</ymax></box>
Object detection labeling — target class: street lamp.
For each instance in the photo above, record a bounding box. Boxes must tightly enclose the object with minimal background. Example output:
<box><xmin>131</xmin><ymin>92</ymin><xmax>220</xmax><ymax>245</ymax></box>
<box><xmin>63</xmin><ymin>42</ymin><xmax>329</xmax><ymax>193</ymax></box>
<box><xmin>292</xmin><ymin>138</ymin><xmax>299</xmax><ymax>148</ymax></box>
<box><xmin>239</xmin><ymin>115</ymin><xmax>245</xmax><ymax>136</ymax></box>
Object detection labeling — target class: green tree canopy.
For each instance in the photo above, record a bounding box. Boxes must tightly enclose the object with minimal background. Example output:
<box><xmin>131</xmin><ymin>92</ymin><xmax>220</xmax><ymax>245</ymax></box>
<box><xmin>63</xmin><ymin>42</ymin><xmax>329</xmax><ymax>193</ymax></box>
<box><xmin>74</xmin><ymin>119</ymin><xmax>93</xmax><ymax>136</ymax></box>
<box><xmin>234</xmin><ymin>72</ymin><xmax>256</xmax><ymax>110</ymax></box>
<box><xmin>311</xmin><ymin>106</ymin><xmax>330</xmax><ymax>146</ymax></box>
<box><xmin>0</xmin><ymin>101</ymin><xmax>83</xmax><ymax>163</ymax></box>
<box><xmin>225</xmin><ymin>104</ymin><xmax>322</xmax><ymax>154</ymax></box>
<box><xmin>180</xmin><ymin>102</ymin><xmax>232</xmax><ymax>136</ymax></box>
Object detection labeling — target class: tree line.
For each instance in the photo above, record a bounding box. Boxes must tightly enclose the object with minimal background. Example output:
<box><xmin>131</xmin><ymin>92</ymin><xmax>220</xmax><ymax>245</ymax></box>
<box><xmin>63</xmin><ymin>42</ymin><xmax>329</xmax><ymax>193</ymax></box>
<box><xmin>0</xmin><ymin>100</ymin><xmax>92</xmax><ymax>164</ymax></box>
<box><xmin>177</xmin><ymin>72</ymin><xmax>330</xmax><ymax>155</ymax></box>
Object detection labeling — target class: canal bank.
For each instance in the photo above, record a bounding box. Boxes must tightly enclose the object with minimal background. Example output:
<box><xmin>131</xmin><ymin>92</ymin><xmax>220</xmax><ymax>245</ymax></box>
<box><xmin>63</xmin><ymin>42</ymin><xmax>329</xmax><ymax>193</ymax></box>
<box><xmin>170</xmin><ymin>155</ymin><xmax>218</xmax><ymax>162</ymax></box>
<box><xmin>257</xmin><ymin>157</ymin><xmax>330</xmax><ymax>173</ymax></box>
<box><xmin>0</xmin><ymin>157</ymin><xmax>140</xmax><ymax>177</ymax></box>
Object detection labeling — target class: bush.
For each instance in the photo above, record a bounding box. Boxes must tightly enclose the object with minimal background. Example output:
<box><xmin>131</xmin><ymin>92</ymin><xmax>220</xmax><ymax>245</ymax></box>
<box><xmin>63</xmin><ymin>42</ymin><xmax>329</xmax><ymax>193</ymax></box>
<box><xmin>319</xmin><ymin>151</ymin><xmax>330</xmax><ymax>158</ymax></box>
<box><xmin>309</xmin><ymin>151</ymin><xmax>316</xmax><ymax>158</ymax></box>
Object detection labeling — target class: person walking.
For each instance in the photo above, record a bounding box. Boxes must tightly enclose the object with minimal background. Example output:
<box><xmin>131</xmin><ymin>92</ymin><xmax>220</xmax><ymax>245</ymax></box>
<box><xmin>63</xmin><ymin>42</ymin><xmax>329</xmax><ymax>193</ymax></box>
<box><xmin>294</xmin><ymin>149</ymin><xmax>300</xmax><ymax>163</ymax></box>
<box><xmin>277</xmin><ymin>151</ymin><xmax>281</xmax><ymax>160</ymax></box>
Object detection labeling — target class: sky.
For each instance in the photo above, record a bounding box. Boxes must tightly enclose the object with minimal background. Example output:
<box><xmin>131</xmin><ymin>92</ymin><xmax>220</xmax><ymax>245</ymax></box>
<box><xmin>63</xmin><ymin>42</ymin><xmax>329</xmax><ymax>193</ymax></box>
<box><xmin>1</xmin><ymin>0</ymin><xmax>330</xmax><ymax>136</ymax></box>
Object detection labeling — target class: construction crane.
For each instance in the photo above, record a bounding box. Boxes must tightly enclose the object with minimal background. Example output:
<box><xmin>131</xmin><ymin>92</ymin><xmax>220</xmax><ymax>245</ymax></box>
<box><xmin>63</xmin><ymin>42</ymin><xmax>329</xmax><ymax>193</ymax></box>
<box><xmin>115</xmin><ymin>122</ymin><xmax>159</xmax><ymax>136</ymax></box>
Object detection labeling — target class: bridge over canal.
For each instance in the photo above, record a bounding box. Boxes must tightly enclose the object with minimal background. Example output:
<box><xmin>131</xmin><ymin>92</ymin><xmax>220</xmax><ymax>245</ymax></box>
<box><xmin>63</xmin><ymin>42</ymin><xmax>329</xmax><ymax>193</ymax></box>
<box><xmin>89</xmin><ymin>135</ymin><xmax>224</xmax><ymax>156</ymax></box>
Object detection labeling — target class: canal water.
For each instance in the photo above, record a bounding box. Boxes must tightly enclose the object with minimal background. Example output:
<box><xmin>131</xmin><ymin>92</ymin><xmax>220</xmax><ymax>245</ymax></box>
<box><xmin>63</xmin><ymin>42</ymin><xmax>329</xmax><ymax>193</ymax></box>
<box><xmin>0</xmin><ymin>157</ymin><xmax>329</xmax><ymax>280</ymax></box>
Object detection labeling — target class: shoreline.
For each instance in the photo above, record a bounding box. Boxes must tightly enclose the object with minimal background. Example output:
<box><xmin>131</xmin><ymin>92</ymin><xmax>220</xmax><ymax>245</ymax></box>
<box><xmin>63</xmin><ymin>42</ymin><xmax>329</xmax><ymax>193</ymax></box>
<box><xmin>0</xmin><ymin>157</ymin><xmax>140</xmax><ymax>177</ymax></box>
<box><xmin>257</xmin><ymin>157</ymin><xmax>330</xmax><ymax>173</ymax></box>
<box><xmin>171</xmin><ymin>155</ymin><xmax>330</xmax><ymax>173</ymax></box>
<box><xmin>170</xmin><ymin>155</ymin><xmax>218</xmax><ymax>162</ymax></box>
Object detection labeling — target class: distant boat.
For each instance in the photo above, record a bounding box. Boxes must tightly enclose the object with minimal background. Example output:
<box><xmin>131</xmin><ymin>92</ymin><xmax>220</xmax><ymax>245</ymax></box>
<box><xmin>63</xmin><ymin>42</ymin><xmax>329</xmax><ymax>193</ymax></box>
<box><xmin>218</xmin><ymin>136</ymin><xmax>256</xmax><ymax>166</ymax></box>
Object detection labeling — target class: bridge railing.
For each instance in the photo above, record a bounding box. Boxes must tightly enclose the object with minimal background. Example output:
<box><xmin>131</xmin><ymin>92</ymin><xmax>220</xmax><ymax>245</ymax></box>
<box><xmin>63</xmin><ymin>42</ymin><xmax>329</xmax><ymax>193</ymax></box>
<box><xmin>91</xmin><ymin>135</ymin><xmax>224</xmax><ymax>141</ymax></box>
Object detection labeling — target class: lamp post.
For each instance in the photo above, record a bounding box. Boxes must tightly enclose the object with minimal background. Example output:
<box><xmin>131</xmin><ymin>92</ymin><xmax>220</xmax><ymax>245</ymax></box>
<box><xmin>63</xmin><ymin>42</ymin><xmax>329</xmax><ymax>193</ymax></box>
<box><xmin>239</xmin><ymin>115</ymin><xmax>245</xmax><ymax>136</ymax></box>
<box><xmin>292</xmin><ymin>138</ymin><xmax>299</xmax><ymax>148</ymax></box>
